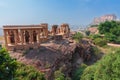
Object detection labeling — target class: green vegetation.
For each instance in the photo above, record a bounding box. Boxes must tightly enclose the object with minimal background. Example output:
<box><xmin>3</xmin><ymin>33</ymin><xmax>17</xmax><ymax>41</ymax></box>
<box><xmin>85</xmin><ymin>31</ymin><xmax>90</xmax><ymax>36</ymax></box>
<box><xmin>72</xmin><ymin>32</ymin><xmax>83</xmax><ymax>42</ymax></box>
<box><xmin>89</xmin><ymin>34</ymin><xmax>101</xmax><ymax>40</ymax></box>
<box><xmin>54</xmin><ymin>70</ymin><xmax>66</xmax><ymax>80</ymax></box>
<box><xmin>81</xmin><ymin>49</ymin><xmax>120</xmax><ymax>80</ymax></box>
<box><xmin>0</xmin><ymin>47</ymin><xmax>17</xmax><ymax>80</ymax></box>
<box><xmin>90</xmin><ymin>25</ymin><xmax>99</xmax><ymax>27</ymax></box>
<box><xmin>98</xmin><ymin>45</ymin><xmax>120</xmax><ymax>54</ymax></box>
<box><xmin>93</xmin><ymin>38</ymin><xmax>107</xmax><ymax>47</ymax></box>
<box><xmin>72</xmin><ymin>64</ymin><xmax>87</xmax><ymax>80</ymax></box>
<box><xmin>54</xmin><ymin>68</ymin><xmax>71</xmax><ymax>80</ymax></box>
<box><xmin>15</xmin><ymin>64</ymin><xmax>45</xmax><ymax>80</ymax></box>
<box><xmin>98</xmin><ymin>21</ymin><xmax>120</xmax><ymax>43</ymax></box>
<box><xmin>72</xmin><ymin>26</ymin><xmax>120</xmax><ymax>80</ymax></box>
<box><xmin>92</xmin><ymin>46</ymin><xmax>102</xmax><ymax>58</ymax></box>
<box><xmin>89</xmin><ymin>34</ymin><xmax>107</xmax><ymax>47</ymax></box>
<box><xmin>0</xmin><ymin>45</ymin><xmax>45</xmax><ymax>80</ymax></box>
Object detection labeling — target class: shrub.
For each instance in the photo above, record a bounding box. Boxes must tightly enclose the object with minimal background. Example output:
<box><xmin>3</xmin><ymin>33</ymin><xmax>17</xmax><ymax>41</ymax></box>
<box><xmin>54</xmin><ymin>70</ymin><xmax>65</xmax><ymax>80</ymax></box>
<box><xmin>104</xmin><ymin>33</ymin><xmax>117</xmax><ymax>43</ymax></box>
<box><xmin>14</xmin><ymin>64</ymin><xmax>45</xmax><ymax>80</ymax></box>
<box><xmin>89</xmin><ymin>34</ymin><xmax>101</xmax><ymax>40</ymax></box>
<box><xmin>72</xmin><ymin>64</ymin><xmax>87</xmax><ymax>80</ymax></box>
<box><xmin>93</xmin><ymin>38</ymin><xmax>107</xmax><ymax>47</ymax></box>
<box><xmin>92</xmin><ymin>46</ymin><xmax>101</xmax><ymax>57</ymax></box>
<box><xmin>72</xmin><ymin>32</ymin><xmax>83</xmax><ymax>42</ymax></box>
<box><xmin>81</xmin><ymin>49</ymin><xmax>120</xmax><ymax>80</ymax></box>
<box><xmin>85</xmin><ymin>31</ymin><xmax>90</xmax><ymax>36</ymax></box>
<box><xmin>0</xmin><ymin>46</ymin><xmax>18</xmax><ymax>80</ymax></box>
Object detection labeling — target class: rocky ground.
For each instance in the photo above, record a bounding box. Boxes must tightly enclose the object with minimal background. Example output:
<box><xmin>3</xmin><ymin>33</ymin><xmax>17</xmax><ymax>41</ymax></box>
<box><xmin>8</xmin><ymin>38</ymin><xmax>97</xmax><ymax>80</ymax></box>
<box><xmin>9</xmin><ymin>39</ymin><xmax>75</xmax><ymax>69</ymax></box>
<box><xmin>0</xmin><ymin>36</ymin><xmax>98</xmax><ymax>80</ymax></box>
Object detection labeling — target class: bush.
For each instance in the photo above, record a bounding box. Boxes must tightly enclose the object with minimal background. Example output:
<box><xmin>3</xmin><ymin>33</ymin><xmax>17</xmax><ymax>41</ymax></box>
<box><xmin>104</xmin><ymin>33</ymin><xmax>117</xmax><ymax>43</ymax></box>
<box><xmin>92</xmin><ymin>46</ymin><xmax>101</xmax><ymax>57</ymax></box>
<box><xmin>14</xmin><ymin>64</ymin><xmax>45</xmax><ymax>80</ymax></box>
<box><xmin>89</xmin><ymin>34</ymin><xmax>101</xmax><ymax>40</ymax></box>
<box><xmin>93</xmin><ymin>38</ymin><xmax>107</xmax><ymax>47</ymax></box>
<box><xmin>54</xmin><ymin>70</ymin><xmax>65</xmax><ymax>80</ymax></box>
<box><xmin>81</xmin><ymin>49</ymin><xmax>120</xmax><ymax>80</ymax></box>
<box><xmin>72</xmin><ymin>64</ymin><xmax>87</xmax><ymax>80</ymax></box>
<box><xmin>85</xmin><ymin>31</ymin><xmax>90</xmax><ymax>36</ymax></box>
<box><xmin>0</xmin><ymin>46</ymin><xmax>18</xmax><ymax>80</ymax></box>
<box><xmin>72</xmin><ymin>32</ymin><xmax>83</xmax><ymax>42</ymax></box>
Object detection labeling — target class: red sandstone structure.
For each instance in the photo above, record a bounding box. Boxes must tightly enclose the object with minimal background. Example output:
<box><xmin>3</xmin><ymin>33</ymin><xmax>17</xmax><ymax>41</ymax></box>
<box><xmin>3</xmin><ymin>23</ymin><xmax>48</xmax><ymax>50</ymax></box>
<box><xmin>3</xmin><ymin>23</ymin><xmax>70</xmax><ymax>50</ymax></box>
<box><xmin>51</xmin><ymin>24</ymin><xmax>70</xmax><ymax>37</ymax></box>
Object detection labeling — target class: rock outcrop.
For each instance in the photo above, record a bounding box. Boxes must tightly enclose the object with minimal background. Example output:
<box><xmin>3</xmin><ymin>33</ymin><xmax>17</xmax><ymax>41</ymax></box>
<box><xmin>47</xmin><ymin>40</ymin><xmax>95</xmax><ymax>80</ymax></box>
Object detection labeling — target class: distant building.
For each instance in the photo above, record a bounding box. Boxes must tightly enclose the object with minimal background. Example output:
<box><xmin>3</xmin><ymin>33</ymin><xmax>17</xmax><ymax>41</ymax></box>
<box><xmin>88</xmin><ymin>27</ymin><xmax>99</xmax><ymax>34</ymax></box>
<box><xmin>93</xmin><ymin>14</ymin><xmax>117</xmax><ymax>25</ymax></box>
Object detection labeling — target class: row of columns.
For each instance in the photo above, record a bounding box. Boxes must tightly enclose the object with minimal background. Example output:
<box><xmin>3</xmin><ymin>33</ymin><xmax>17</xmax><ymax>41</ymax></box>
<box><xmin>4</xmin><ymin>28</ymin><xmax>48</xmax><ymax>48</ymax></box>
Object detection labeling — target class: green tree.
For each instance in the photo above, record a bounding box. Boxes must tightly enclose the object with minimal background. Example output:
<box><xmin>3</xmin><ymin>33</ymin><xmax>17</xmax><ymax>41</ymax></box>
<box><xmin>0</xmin><ymin>45</ymin><xmax>45</xmax><ymax>80</ymax></box>
<box><xmin>0</xmin><ymin>46</ymin><xmax>18</xmax><ymax>80</ymax></box>
<box><xmin>98</xmin><ymin>21</ymin><xmax>120</xmax><ymax>43</ymax></box>
<box><xmin>98</xmin><ymin>21</ymin><xmax>117</xmax><ymax>34</ymax></box>
<box><xmin>104</xmin><ymin>33</ymin><xmax>117</xmax><ymax>42</ymax></box>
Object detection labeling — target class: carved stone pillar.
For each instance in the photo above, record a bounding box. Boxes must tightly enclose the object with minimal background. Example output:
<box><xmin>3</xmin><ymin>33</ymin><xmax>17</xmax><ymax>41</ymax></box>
<box><xmin>37</xmin><ymin>29</ymin><xmax>40</xmax><ymax>43</ymax></box>
<box><xmin>20</xmin><ymin>29</ymin><xmax>23</xmax><ymax>45</ymax></box>
<box><xmin>46</xmin><ymin>27</ymin><xmax>48</xmax><ymax>39</ymax></box>
<box><xmin>42</xmin><ymin>28</ymin><xmax>45</xmax><ymax>42</ymax></box>
<box><xmin>14</xmin><ymin>30</ymin><xmax>17</xmax><ymax>45</ymax></box>
<box><xmin>4</xmin><ymin>29</ymin><xmax>8</xmax><ymax>47</ymax></box>
<box><xmin>39</xmin><ymin>29</ymin><xmax>42</xmax><ymax>43</ymax></box>
<box><xmin>29</xmin><ymin>30</ymin><xmax>32</xmax><ymax>44</ymax></box>
<box><xmin>22</xmin><ymin>30</ymin><xmax>24</xmax><ymax>44</ymax></box>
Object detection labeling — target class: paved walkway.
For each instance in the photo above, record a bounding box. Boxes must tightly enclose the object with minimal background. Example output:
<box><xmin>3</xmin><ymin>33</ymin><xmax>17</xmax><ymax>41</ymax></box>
<box><xmin>107</xmin><ymin>43</ymin><xmax>120</xmax><ymax>47</ymax></box>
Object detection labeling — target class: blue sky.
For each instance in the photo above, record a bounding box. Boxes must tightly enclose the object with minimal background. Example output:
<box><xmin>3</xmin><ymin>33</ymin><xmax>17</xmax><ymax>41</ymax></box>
<box><xmin>0</xmin><ymin>0</ymin><xmax>120</xmax><ymax>27</ymax></box>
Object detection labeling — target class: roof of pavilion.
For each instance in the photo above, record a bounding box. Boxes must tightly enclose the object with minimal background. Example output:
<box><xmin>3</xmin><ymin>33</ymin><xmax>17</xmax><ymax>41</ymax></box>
<box><xmin>3</xmin><ymin>24</ymin><xmax>47</xmax><ymax>29</ymax></box>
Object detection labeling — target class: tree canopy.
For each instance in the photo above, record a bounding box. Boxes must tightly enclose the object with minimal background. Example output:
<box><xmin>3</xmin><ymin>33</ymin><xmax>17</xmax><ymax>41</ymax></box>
<box><xmin>98</xmin><ymin>21</ymin><xmax>120</xmax><ymax>43</ymax></box>
<box><xmin>0</xmin><ymin>46</ymin><xmax>17</xmax><ymax>80</ymax></box>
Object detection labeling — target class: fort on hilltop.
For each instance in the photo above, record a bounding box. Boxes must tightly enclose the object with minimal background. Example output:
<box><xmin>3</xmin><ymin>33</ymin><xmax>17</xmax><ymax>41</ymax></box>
<box><xmin>93</xmin><ymin>14</ymin><xmax>117</xmax><ymax>25</ymax></box>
